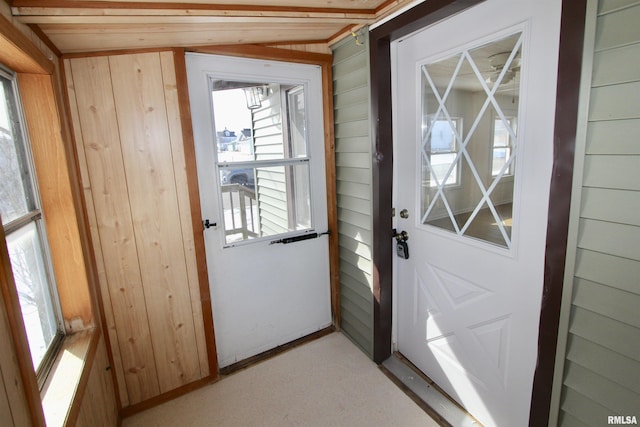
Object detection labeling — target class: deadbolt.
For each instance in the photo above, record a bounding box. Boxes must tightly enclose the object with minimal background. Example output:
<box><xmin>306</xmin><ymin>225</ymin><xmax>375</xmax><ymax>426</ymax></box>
<box><xmin>399</xmin><ymin>209</ymin><xmax>409</xmax><ymax>219</ymax></box>
<box><xmin>393</xmin><ymin>230</ymin><xmax>409</xmax><ymax>242</ymax></box>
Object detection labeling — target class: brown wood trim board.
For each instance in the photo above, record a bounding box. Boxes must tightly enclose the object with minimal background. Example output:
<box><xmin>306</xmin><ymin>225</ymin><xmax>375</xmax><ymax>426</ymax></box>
<box><xmin>171</xmin><ymin>47</ymin><xmax>220</xmax><ymax>378</ymax></box>
<box><xmin>528</xmin><ymin>0</ymin><xmax>587</xmax><ymax>424</ymax></box>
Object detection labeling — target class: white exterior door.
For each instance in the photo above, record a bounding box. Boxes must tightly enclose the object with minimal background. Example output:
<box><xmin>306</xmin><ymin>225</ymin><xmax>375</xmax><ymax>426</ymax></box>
<box><xmin>186</xmin><ymin>54</ymin><xmax>331</xmax><ymax>368</ymax></box>
<box><xmin>392</xmin><ymin>0</ymin><xmax>561</xmax><ymax>425</ymax></box>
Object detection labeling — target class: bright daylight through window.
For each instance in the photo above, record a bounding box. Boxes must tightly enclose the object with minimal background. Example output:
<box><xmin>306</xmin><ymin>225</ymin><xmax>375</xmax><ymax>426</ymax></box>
<box><xmin>0</xmin><ymin>68</ymin><xmax>64</xmax><ymax>386</ymax></box>
<box><xmin>211</xmin><ymin>80</ymin><xmax>313</xmax><ymax>245</ymax></box>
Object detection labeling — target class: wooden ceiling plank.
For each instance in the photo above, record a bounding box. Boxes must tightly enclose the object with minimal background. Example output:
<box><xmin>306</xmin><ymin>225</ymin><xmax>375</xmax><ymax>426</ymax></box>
<box><xmin>39</xmin><ymin>22</ymin><xmax>346</xmax><ymax>34</ymax></box>
<box><xmin>10</xmin><ymin>2</ymin><xmax>376</xmax><ymax>16</ymax></box>
<box><xmin>14</xmin><ymin>15</ymin><xmax>372</xmax><ymax>25</ymax></box>
<box><xmin>8</xmin><ymin>0</ymin><xmax>400</xmax><ymax>54</ymax></box>
<box><xmin>12</xmin><ymin>7</ymin><xmax>373</xmax><ymax>19</ymax></box>
<box><xmin>48</xmin><ymin>27</ymin><xmax>340</xmax><ymax>53</ymax></box>
<box><xmin>41</xmin><ymin>0</ymin><xmax>382</xmax><ymax>6</ymax></box>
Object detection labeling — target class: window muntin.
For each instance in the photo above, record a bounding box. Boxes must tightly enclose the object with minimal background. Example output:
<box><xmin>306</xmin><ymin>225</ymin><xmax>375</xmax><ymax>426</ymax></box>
<box><xmin>1</xmin><ymin>69</ymin><xmax>64</xmax><ymax>384</ymax></box>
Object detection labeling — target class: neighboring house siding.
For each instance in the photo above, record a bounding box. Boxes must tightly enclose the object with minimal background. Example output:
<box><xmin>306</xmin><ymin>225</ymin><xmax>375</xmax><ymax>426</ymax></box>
<box><xmin>253</xmin><ymin>85</ymin><xmax>288</xmax><ymax>236</ymax></box>
<box><xmin>332</xmin><ymin>32</ymin><xmax>374</xmax><ymax>358</ymax></box>
<box><xmin>555</xmin><ymin>1</ymin><xmax>640</xmax><ymax>425</ymax></box>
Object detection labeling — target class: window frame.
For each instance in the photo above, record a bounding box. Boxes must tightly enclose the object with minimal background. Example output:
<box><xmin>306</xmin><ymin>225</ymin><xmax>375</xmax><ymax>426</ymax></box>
<box><xmin>0</xmin><ymin>66</ymin><xmax>65</xmax><ymax>389</ymax></box>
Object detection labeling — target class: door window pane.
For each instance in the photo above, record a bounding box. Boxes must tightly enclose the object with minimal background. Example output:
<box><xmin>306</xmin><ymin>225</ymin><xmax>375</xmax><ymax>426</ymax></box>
<box><xmin>420</xmin><ymin>32</ymin><xmax>522</xmax><ymax>248</ymax></box>
<box><xmin>211</xmin><ymin>80</ymin><xmax>314</xmax><ymax>246</ymax></box>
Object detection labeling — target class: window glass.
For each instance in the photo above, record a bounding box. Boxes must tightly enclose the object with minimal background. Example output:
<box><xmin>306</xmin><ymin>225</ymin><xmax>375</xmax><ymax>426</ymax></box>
<box><xmin>419</xmin><ymin>32</ymin><xmax>522</xmax><ymax>248</ymax></box>
<box><xmin>0</xmin><ymin>77</ymin><xmax>36</xmax><ymax>224</ymax></box>
<box><xmin>210</xmin><ymin>80</ymin><xmax>313</xmax><ymax>246</ymax></box>
<box><xmin>6</xmin><ymin>222</ymin><xmax>58</xmax><ymax>368</ymax></box>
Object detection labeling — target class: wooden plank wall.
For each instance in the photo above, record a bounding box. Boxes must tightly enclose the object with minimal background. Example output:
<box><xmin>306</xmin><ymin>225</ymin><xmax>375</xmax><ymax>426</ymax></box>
<box><xmin>0</xmin><ymin>263</ymin><xmax>32</xmax><ymax>427</ymax></box>
<box><xmin>557</xmin><ymin>1</ymin><xmax>640</xmax><ymax>425</ymax></box>
<box><xmin>75</xmin><ymin>335</ymin><xmax>119</xmax><ymax>427</ymax></box>
<box><xmin>331</xmin><ymin>32</ymin><xmax>374</xmax><ymax>358</ymax></box>
<box><xmin>65</xmin><ymin>51</ymin><xmax>210</xmax><ymax>407</ymax></box>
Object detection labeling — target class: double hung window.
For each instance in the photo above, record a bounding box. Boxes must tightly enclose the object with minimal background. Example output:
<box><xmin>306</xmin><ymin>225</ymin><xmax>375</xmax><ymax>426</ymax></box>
<box><xmin>1</xmin><ymin>68</ymin><xmax>64</xmax><ymax>386</ymax></box>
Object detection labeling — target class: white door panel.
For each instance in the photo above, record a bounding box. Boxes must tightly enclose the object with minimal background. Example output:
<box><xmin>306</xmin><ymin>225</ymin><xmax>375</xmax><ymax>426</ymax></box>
<box><xmin>187</xmin><ymin>54</ymin><xmax>331</xmax><ymax>368</ymax></box>
<box><xmin>393</xmin><ymin>0</ymin><xmax>561</xmax><ymax>425</ymax></box>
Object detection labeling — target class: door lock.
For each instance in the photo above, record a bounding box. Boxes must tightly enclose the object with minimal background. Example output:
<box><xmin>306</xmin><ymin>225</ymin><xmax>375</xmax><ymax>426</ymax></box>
<box><xmin>399</xmin><ymin>209</ymin><xmax>409</xmax><ymax>219</ymax></box>
<box><xmin>393</xmin><ymin>229</ymin><xmax>409</xmax><ymax>242</ymax></box>
<box><xmin>392</xmin><ymin>229</ymin><xmax>409</xmax><ymax>259</ymax></box>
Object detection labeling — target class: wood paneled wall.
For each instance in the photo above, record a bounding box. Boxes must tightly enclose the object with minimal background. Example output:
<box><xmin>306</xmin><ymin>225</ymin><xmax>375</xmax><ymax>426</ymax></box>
<box><xmin>75</xmin><ymin>334</ymin><xmax>119</xmax><ymax>427</ymax></box>
<box><xmin>65</xmin><ymin>51</ymin><xmax>211</xmax><ymax>407</ymax></box>
<box><xmin>0</xmin><ymin>238</ymin><xmax>34</xmax><ymax>427</ymax></box>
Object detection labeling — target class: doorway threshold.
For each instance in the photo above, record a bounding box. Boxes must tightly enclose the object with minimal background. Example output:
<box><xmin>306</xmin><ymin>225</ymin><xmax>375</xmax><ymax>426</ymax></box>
<box><xmin>381</xmin><ymin>354</ymin><xmax>482</xmax><ymax>427</ymax></box>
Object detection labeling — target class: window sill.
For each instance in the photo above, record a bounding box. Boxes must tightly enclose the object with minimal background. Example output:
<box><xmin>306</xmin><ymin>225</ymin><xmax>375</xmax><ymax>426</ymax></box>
<box><xmin>41</xmin><ymin>328</ymin><xmax>98</xmax><ymax>427</ymax></box>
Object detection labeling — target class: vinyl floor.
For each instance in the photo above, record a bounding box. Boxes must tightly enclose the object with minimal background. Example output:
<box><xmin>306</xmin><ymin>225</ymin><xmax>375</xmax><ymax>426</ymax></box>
<box><xmin>122</xmin><ymin>332</ymin><xmax>438</xmax><ymax>427</ymax></box>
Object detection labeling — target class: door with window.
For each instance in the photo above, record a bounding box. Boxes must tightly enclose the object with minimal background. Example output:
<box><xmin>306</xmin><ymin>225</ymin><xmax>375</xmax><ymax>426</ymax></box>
<box><xmin>186</xmin><ymin>54</ymin><xmax>331</xmax><ymax>368</ymax></box>
<box><xmin>393</xmin><ymin>0</ymin><xmax>561</xmax><ymax>425</ymax></box>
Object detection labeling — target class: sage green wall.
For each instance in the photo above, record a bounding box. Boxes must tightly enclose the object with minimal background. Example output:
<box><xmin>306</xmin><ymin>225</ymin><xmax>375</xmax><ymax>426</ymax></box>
<box><xmin>331</xmin><ymin>31</ymin><xmax>374</xmax><ymax>358</ymax></box>
<box><xmin>554</xmin><ymin>1</ymin><xmax>640</xmax><ymax>425</ymax></box>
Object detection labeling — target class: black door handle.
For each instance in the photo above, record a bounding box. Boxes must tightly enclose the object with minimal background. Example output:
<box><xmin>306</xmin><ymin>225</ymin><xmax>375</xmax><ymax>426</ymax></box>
<box><xmin>203</xmin><ymin>219</ymin><xmax>216</xmax><ymax>229</ymax></box>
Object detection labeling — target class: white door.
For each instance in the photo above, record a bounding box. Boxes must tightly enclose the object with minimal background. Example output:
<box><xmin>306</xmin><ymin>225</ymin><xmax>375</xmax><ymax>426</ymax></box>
<box><xmin>186</xmin><ymin>53</ymin><xmax>331</xmax><ymax>368</ymax></box>
<box><xmin>393</xmin><ymin>0</ymin><xmax>561</xmax><ymax>425</ymax></box>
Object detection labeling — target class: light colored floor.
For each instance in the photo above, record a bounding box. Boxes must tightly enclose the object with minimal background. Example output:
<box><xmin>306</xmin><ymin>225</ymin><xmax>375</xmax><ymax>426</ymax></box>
<box><xmin>123</xmin><ymin>332</ymin><xmax>439</xmax><ymax>427</ymax></box>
